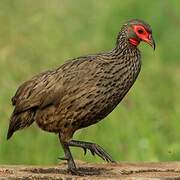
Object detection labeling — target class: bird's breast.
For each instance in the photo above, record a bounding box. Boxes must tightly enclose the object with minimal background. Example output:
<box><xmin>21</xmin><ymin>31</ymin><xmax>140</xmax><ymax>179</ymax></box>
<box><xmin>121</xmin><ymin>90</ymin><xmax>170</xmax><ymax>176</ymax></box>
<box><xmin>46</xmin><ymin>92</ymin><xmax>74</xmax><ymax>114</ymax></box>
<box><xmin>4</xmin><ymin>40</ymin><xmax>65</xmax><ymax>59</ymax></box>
<box><xmin>98</xmin><ymin>55</ymin><xmax>141</xmax><ymax>98</ymax></box>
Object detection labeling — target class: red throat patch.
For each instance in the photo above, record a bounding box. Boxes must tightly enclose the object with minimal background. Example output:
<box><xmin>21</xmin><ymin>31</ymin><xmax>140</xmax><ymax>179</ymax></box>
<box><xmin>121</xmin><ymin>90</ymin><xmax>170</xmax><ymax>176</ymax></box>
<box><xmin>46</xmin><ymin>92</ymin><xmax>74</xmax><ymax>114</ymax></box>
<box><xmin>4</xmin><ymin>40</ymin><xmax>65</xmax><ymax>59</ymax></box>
<box><xmin>129</xmin><ymin>38</ymin><xmax>140</xmax><ymax>46</ymax></box>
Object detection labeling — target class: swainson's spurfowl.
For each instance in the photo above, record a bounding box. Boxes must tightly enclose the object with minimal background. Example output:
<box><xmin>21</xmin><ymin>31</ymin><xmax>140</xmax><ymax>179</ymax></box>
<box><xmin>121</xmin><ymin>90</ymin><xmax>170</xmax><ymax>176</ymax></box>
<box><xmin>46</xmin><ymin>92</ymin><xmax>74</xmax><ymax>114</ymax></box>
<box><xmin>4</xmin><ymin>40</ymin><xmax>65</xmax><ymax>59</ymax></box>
<box><xmin>7</xmin><ymin>19</ymin><xmax>155</xmax><ymax>174</ymax></box>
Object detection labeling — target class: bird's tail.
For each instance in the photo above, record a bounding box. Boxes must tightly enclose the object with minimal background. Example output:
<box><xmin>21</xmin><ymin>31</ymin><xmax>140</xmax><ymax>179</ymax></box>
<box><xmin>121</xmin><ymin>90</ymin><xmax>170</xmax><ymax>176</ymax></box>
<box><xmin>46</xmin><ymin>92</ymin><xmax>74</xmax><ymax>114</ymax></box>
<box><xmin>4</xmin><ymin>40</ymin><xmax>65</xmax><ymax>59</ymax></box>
<box><xmin>7</xmin><ymin>110</ymin><xmax>35</xmax><ymax>140</ymax></box>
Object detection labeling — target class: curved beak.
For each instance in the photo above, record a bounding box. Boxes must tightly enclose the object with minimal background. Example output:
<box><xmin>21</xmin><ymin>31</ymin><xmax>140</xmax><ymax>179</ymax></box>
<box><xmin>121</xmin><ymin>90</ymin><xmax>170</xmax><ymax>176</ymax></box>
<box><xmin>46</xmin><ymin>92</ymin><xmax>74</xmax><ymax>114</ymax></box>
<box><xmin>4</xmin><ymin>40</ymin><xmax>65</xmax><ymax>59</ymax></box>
<box><xmin>146</xmin><ymin>35</ymin><xmax>156</xmax><ymax>50</ymax></box>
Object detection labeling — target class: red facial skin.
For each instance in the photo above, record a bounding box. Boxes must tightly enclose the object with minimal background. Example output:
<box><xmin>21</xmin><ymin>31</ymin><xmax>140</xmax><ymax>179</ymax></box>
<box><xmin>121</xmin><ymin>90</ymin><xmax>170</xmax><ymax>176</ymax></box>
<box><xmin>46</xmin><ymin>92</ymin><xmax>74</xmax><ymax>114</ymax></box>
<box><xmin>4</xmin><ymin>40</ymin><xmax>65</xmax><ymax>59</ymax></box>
<box><xmin>129</xmin><ymin>25</ymin><xmax>151</xmax><ymax>46</ymax></box>
<box><xmin>129</xmin><ymin>37</ymin><xmax>140</xmax><ymax>46</ymax></box>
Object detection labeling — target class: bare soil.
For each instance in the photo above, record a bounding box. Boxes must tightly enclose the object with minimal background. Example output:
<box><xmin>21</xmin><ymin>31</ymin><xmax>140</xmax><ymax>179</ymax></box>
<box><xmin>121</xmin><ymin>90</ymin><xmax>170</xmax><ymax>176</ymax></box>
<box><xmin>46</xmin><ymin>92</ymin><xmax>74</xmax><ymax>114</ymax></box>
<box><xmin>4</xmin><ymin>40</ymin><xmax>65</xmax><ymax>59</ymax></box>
<box><xmin>1</xmin><ymin>161</ymin><xmax>180</xmax><ymax>179</ymax></box>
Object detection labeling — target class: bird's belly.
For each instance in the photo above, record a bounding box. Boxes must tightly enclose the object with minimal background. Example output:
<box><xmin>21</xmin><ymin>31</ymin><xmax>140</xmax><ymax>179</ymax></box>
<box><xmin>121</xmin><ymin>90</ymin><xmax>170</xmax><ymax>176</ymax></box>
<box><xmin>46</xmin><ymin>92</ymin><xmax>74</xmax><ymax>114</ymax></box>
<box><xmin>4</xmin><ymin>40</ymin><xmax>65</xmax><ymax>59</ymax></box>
<box><xmin>64</xmin><ymin>80</ymin><xmax>136</xmax><ymax>130</ymax></box>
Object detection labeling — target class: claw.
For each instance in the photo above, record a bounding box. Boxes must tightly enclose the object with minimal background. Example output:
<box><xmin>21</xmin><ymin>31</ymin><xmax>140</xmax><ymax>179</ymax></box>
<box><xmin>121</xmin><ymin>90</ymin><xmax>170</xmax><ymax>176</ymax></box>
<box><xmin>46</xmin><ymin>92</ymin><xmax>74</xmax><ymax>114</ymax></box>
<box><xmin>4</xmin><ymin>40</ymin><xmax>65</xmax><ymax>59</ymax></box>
<box><xmin>58</xmin><ymin>156</ymin><xmax>68</xmax><ymax>161</ymax></box>
<box><xmin>83</xmin><ymin>147</ymin><xmax>87</xmax><ymax>155</ymax></box>
<box><xmin>90</xmin><ymin>149</ymin><xmax>95</xmax><ymax>156</ymax></box>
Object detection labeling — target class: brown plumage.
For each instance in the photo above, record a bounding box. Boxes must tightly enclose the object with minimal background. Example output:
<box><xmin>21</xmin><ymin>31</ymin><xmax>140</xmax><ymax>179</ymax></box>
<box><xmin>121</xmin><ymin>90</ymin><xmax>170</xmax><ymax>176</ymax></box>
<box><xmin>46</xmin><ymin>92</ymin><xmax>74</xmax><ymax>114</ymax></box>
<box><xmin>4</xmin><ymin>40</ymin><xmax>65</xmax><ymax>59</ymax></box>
<box><xmin>7</xmin><ymin>19</ymin><xmax>155</xmax><ymax>174</ymax></box>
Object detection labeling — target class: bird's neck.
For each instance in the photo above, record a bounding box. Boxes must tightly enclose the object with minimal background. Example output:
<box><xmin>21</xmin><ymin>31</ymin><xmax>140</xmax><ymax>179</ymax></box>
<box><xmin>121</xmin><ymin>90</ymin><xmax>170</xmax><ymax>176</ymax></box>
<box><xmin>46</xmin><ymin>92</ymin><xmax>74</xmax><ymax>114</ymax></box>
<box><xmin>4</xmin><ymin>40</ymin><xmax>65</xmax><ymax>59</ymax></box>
<box><xmin>116</xmin><ymin>33</ymin><xmax>137</xmax><ymax>50</ymax></box>
<box><xmin>96</xmin><ymin>32</ymin><xmax>141</xmax><ymax>63</ymax></box>
<box><xmin>107</xmin><ymin>35</ymin><xmax>140</xmax><ymax>60</ymax></box>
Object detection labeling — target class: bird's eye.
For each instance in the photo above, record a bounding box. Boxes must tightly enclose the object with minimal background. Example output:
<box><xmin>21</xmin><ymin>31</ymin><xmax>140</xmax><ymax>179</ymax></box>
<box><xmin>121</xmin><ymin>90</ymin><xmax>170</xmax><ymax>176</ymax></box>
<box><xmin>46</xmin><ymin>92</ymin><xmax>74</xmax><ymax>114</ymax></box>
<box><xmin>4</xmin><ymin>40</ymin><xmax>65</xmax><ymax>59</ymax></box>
<box><xmin>137</xmin><ymin>29</ymin><xmax>144</xmax><ymax>34</ymax></box>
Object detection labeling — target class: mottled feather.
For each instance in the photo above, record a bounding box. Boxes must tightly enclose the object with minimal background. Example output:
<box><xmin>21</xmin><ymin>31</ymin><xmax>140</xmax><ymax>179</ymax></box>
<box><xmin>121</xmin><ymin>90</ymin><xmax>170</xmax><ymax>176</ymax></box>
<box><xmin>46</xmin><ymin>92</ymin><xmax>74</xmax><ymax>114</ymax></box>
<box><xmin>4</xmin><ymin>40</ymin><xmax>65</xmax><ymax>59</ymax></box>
<box><xmin>7</xmin><ymin>20</ymin><xmax>149</xmax><ymax>140</ymax></box>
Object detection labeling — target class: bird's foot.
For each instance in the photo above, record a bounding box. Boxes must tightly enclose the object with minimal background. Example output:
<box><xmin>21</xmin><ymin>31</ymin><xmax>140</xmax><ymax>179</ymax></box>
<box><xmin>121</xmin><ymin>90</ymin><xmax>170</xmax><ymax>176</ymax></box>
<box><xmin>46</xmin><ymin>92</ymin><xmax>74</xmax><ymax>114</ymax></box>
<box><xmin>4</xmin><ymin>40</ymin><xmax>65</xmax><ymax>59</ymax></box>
<box><xmin>68</xmin><ymin>140</ymin><xmax>116</xmax><ymax>163</ymax></box>
<box><xmin>59</xmin><ymin>157</ymin><xmax>94</xmax><ymax>176</ymax></box>
<box><xmin>67</xmin><ymin>159</ymin><xmax>85</xmax><ymax>176</ymax></box>
<box><xmin>68</xmin><ymin>167</ymin><xmax>84</xmax><ymax>176</ymax></box>
<box><xmin>83</xmin><ymin>143</ymin><xmax>116</xmax><ymax>163</ymax></box>
<box><xmin>58</xmin><ymin>156</ymin><xmax>81</xmax><ymax>174</ymax></box>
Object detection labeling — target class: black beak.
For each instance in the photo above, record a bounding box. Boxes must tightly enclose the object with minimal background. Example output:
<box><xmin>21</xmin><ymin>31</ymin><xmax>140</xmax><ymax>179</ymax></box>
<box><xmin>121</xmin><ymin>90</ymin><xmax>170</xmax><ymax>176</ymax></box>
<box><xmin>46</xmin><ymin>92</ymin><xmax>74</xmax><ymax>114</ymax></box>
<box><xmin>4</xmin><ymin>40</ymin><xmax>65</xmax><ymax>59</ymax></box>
<box><xmin>147</xmin><ymin>35</ymin><xmax>156</xmax><ymax>50</ymax></box>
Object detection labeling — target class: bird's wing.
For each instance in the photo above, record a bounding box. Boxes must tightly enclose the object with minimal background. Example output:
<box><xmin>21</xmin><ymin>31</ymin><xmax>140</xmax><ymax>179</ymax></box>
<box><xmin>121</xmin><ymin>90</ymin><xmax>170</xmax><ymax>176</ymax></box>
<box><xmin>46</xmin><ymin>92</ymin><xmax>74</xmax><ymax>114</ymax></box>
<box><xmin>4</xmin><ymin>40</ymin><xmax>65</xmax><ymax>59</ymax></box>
<box><xmin>12</xmin><ymin>55</ymin><xmax>100</xmax><ymax>114</ymax></box>
<box><xmin>12</xmin><ymin>69</ymin><xmax>65</xmax><ymax>114</ymax></box>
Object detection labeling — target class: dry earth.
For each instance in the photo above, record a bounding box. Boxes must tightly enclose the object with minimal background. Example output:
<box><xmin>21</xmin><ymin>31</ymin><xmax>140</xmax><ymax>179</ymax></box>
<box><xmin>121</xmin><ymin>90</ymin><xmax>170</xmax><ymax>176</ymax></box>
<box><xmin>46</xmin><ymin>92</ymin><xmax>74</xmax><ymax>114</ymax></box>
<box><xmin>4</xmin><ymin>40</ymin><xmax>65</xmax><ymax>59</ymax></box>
<box><xmin>1</xmin><ymin>161</ymin><xmax>180</xmax><ymax>179</ymax></box>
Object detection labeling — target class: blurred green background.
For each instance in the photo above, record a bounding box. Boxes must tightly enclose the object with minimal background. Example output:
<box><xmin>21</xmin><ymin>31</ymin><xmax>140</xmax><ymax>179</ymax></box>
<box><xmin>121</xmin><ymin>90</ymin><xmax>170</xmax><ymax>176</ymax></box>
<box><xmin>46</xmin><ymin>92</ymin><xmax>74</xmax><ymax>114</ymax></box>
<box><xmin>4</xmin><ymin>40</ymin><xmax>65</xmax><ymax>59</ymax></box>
<box><xmin>0</xmin><ymin>0</ymin><xmax>180</xmax><ymax>165</ymax></box>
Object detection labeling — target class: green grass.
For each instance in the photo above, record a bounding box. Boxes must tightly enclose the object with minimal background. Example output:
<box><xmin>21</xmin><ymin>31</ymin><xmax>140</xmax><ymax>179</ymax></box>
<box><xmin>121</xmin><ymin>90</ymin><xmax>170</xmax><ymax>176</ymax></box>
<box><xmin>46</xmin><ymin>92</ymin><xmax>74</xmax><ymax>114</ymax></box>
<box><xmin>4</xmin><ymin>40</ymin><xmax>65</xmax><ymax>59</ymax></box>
<box><xmin>0</xmin><ymin>0</ymin><xmax>180</xmax><ymax>165</ymax></box>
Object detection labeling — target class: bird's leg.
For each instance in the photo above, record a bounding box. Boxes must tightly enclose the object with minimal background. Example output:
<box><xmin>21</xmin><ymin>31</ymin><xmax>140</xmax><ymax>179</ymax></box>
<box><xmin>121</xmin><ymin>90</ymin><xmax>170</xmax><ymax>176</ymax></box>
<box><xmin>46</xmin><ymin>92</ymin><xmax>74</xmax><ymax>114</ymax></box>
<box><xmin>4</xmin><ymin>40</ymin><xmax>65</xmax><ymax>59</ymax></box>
<box><xmin>68</xmin><ymin>140</ymin><xmax>116</xmax><ymax>163</ymax></box>
<box><xmin>58</xmin><ymin>134</ymin><xmax>79</xmax><ymax>175</ymax></box>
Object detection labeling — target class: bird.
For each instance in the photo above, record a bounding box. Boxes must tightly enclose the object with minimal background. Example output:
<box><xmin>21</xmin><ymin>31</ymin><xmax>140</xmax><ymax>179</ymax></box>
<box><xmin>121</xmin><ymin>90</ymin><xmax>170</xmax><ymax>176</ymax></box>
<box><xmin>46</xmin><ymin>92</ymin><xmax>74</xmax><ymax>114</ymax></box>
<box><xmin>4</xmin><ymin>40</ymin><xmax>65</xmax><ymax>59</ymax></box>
<box><xmin>7</xmin><ymin>19</ymin><xmax>155</xmax><ymax>175</ymax></box>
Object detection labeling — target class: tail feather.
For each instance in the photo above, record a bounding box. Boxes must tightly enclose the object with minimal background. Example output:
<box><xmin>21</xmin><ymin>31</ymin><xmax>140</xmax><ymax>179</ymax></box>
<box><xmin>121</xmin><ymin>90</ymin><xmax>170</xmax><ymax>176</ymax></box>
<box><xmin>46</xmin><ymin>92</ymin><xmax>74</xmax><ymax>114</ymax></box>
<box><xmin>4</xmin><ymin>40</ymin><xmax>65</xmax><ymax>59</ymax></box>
<box><xmin>7</xmin><ymin>110</ymin><xmax>35</xmax><ymax>140</ymax></box>
<box><xmin>7</xmin><ymin>116</ymin><xmax>21</xmax><ymax>139</ymax></box>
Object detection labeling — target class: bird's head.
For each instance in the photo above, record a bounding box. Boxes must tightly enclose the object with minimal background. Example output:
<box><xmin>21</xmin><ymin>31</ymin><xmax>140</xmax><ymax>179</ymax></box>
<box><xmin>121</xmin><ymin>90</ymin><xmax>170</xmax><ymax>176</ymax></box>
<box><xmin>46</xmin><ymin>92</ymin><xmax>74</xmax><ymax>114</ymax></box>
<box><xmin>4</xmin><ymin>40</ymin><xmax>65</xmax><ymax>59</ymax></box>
<box><xmin>119</xmin><ymin>19</ymin><xmax>155</xmax><ymax>50</ymax></box>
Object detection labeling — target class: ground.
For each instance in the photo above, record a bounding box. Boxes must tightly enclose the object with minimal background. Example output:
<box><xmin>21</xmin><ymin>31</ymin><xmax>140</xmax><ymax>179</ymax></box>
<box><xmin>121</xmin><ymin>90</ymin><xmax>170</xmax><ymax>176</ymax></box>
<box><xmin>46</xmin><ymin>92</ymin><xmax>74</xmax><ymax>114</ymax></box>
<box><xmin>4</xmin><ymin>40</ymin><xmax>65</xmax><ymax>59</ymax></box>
<box><xmin>1</xmin><ymin>161</ymin><xmax>180</xmax><ymax>179</ymax></box>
